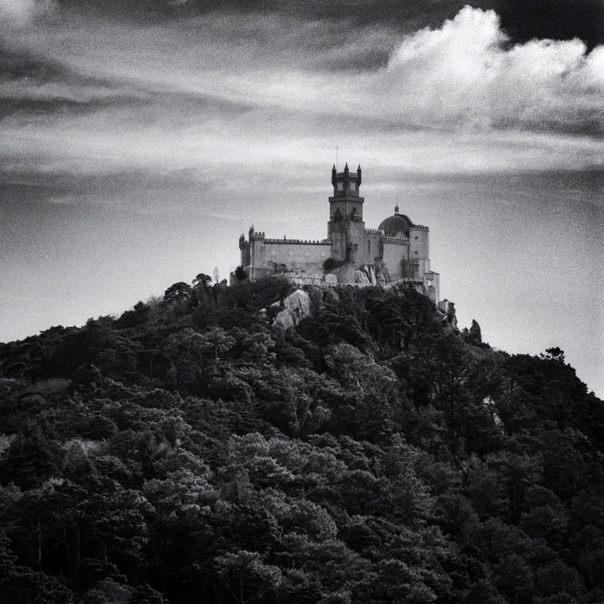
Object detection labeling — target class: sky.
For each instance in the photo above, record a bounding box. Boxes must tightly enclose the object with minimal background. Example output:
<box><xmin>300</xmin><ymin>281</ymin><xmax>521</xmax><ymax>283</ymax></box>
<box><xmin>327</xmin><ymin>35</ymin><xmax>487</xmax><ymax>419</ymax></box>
<box><xmin>0</xmin><ymin>0</ymin><xmax>602</xmax><ymax>395</ymax></box>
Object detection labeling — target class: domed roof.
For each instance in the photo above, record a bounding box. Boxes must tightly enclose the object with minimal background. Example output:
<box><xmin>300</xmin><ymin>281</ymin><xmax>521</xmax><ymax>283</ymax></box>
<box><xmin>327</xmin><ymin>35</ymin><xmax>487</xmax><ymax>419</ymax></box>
<box><xmin>378</xmin><ymin>207</ymin><xmax>414</xmax><ymax>237</ymax></box>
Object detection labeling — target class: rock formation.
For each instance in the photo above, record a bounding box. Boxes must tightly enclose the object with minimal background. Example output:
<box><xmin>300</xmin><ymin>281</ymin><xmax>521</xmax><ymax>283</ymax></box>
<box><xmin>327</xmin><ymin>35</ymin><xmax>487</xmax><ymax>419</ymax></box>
<box><xmin>272</xmin><ymin>289</ymin><xmax>311</xmax><ymax>331</ymax></box>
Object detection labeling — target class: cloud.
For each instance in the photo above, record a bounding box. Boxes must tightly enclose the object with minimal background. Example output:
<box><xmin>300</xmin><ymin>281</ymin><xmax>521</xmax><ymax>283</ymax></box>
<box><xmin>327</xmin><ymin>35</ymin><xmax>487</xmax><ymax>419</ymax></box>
<box><xmin>0</xmin><ymin>0</ymin><xmax>54</xmax><ymax>27</ymax></box>
<box><xmin>0</xmin><ymin>5</ymin><xmax>601</xmax><ymax>182</ymax></box>
<box><xmin>50</xmin><ymin>6</ymin><xmax>599</xmax><ymax>136</ymax></box>
<box><xmin>374</xmin><ymin>6</ymin><xmax>603</xmax><ymax>133</ymax></box>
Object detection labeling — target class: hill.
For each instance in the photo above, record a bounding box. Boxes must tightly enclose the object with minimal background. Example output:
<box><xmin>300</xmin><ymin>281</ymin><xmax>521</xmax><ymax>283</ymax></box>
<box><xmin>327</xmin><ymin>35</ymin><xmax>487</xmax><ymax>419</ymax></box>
<box><xmin>0</xmin><ymin>276</ymin><xmax>602</xmax><ymax>603</ymax></box>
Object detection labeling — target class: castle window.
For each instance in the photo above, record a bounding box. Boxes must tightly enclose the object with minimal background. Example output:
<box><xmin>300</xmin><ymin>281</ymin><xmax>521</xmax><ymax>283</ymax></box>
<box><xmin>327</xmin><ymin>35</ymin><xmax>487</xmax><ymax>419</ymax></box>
<box><xmin>414</xmin><ymin>236</ymin><xmax>418</xmax><ymax>240</ymax></box>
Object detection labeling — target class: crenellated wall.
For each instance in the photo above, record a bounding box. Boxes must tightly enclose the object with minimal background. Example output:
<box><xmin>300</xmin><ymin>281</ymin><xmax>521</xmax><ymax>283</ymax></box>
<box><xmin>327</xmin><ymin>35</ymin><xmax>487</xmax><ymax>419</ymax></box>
<box><xmin>244</xmin><ymin>235</ymin><xmax>331</xmax><ymax>280</ymax></box>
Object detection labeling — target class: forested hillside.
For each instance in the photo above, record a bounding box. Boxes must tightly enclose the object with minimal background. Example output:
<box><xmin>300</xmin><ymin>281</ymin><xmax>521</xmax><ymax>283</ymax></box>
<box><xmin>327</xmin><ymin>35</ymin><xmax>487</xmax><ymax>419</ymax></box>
<box><xmin>0</xmin><ymin>276</ymin><xmax>602</xmax><ymax>603</ymax></box>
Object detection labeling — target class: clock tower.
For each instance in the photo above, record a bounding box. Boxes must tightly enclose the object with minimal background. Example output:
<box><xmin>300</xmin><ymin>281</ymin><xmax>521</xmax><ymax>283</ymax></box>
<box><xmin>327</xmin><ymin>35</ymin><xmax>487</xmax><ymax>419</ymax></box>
<box><xmin>328</xmin><ymin>163</ymin><xmax>365</xmax><ymax>262</ymax></box>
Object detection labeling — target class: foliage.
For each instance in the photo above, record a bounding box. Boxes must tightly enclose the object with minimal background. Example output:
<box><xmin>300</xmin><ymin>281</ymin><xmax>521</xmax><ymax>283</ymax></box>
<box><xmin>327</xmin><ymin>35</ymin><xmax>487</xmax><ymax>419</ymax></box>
<box><xmin>0</xmin><ymin>275</ymin><xmax>602</xmax><ymax>602</ymax></box>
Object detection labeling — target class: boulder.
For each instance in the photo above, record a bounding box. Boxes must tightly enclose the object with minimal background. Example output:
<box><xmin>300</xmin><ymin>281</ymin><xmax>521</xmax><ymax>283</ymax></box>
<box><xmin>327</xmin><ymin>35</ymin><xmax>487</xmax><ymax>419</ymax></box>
<box><xmin>272</xmin><ymin>288</ymin><xmax>311</xmax><ymax>331</ymax></box>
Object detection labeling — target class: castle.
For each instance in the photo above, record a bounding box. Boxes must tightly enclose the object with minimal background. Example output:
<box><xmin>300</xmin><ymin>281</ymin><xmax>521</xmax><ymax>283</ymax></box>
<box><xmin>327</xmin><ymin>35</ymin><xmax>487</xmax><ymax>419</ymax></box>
<box><xmin>238</xmin><ymin>164</ymin><xmax>440</xmax><ymax>302</ymax></box>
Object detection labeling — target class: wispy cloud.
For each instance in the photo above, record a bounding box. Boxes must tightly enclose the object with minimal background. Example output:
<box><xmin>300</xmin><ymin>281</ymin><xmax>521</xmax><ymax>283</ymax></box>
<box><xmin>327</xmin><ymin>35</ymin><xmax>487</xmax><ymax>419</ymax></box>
<box><xmin>0</xmin><ymin>5</ymin><xmax>601</xmax><ymax>185</ymax></box>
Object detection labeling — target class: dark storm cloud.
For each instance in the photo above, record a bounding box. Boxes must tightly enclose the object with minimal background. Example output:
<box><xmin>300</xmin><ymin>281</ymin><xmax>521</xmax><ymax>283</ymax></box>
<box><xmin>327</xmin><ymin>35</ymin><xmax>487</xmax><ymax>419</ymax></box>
<box><xmin>1</xmin><ymin>47</ymin><xmax>67</xmax><ymax>80</ymax></box>
<box><xmin>59</xmin><ymin>0</ymin><xmax>604</xmax><ymax>48</ymax></box>
<box><xmin>0</xmin><ymin>46</ymin><xmax>140</xmax><ymax>120</ymax></box>
<box><xmin>491</xmin><ymin>0</ymin><xmax>603</xmax><ymax>50</ymax></box>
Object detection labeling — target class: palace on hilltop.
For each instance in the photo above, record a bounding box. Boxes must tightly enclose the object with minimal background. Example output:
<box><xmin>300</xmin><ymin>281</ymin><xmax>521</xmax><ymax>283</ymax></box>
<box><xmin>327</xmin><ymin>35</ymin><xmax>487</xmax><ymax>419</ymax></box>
<box><xmin>237</xmin><ymin>164</ymin><xmax>440</xmax><ymax>302</ymax></box>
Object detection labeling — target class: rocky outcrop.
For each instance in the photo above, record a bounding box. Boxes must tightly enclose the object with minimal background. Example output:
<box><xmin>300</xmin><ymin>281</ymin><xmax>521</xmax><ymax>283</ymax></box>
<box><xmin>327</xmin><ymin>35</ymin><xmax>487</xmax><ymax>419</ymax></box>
<box><xmin>332</xmin><ymin>262</ymin><xmax>356</xmax><ymax>286</ymax></box>
<box><xmin>468</xmin><ymin>319</ymin><xmax>482</xmax><ymax>344</ymax></box>
<box><xmin>447</xmin><ymin>302</ymin><xmax>458</xmax><ymax>329</ymax></box>
<box><xmin>374</xmin><ymin>261</ymin><xmax>387</xmax><ymax>286</ymax></box>
<box><xmin>354</xmin><ymin>264</ymin><xmax>377</xmax><ymax>286</ymax></box>
<box><xmin>272</xmin><ymin>289</ymin><xmax>311</xmax><ymax>331</ymax></box>
<box><xmin>437</xmin><ymin>299</ymin><xmax>458</xmax><ymax>329</ymax></box>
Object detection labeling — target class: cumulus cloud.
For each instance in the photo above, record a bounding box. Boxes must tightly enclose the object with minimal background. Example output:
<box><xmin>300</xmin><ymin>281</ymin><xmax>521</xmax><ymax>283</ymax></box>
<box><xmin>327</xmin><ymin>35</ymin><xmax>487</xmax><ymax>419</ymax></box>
<box><xmin>0</xmin><ymin>0</ymin><xmax>54</xmax><ymax>26</ymax></box>
<box><xmin>372</xmin><ymin>6</ymin><xmax>603</xmax><ymax>133</ymax></box>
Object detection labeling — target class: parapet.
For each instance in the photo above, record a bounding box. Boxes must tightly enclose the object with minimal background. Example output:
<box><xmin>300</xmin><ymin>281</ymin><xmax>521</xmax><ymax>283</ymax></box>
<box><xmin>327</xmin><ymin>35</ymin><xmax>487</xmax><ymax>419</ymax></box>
<box><xmin>383</xmin><ymin>235</ymin><xmax>409</xmax><ymax>245</ymax></box>
<box><xmin>262</xmin><ymin>238</ymin><xmax>331</xmax><ymax>246</ymax></box>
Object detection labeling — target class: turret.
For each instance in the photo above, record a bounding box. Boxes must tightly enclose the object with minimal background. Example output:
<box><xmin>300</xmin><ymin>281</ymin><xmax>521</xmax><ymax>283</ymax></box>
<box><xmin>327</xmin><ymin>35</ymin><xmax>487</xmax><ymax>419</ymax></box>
<box><xmin>327</xmin><ymin>162</ymin><xmax>366</xmax><ymax>262</ymax></box>
<box><xmin>331</xmin><ymin>162</ymin><xmax>362</xmax><ymax>198</ymax></box>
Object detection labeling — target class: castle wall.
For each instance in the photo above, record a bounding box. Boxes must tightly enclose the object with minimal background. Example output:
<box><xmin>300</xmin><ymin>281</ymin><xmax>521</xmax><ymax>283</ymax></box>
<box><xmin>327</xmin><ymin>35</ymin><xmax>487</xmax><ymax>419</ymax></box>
<box><xmin>409</xmin><ymin>226</ymin><xmax>429</xmax><ymax>258</ymax></box>
<box><xmin>329</xmin><ymin>199</ymin><xmax>364</xmax><ymax>221</ymax></box>
<box><xmin>382</xmin><ymin>239</ymin><xmax>407</xmax><ymax>282</ymax></box>
<box><xmin>425</xmin><ymin>271</ymin><xmax>440</xmax><ymax>303</ymax></box>
<box><xmin>328</xmin><ymin>219</ymin><xmax>348</xmax><ymax>262</ymax></box>
<box><xmin>348</xmin><ymin>221</ymin><xmax>367</xmax><ymax>264</ymax></box>
<box><xmin>248</xmin><ymin>237</ymin><xmax>331</xmax><ymax>279</ymax></box>
<box><xmin>240</xmin><ymin>243</ymin><xmax>250</xmax><ymax>268</ymax></box>
<box><xmin>365</xmin><ymin>229</ymin><xmax>383</xmax><ymax>265</ymax></box>
<box><xmin>408</xmin><ymin>226</ymin><xmax>429</xmax><ymax>278</ymax></box>
<box><xmin>328</xmin><ymin>219</ymin><xmax>367</xmax><ymax>264</ymax></box>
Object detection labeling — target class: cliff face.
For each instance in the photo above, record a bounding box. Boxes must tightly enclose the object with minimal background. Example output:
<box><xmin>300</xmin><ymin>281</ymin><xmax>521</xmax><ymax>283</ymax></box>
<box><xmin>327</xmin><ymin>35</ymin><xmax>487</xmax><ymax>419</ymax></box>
<box><xmin>0</xmin><ymin>276</ymin><xmax>602</xmax><ymax>604</ymax></box>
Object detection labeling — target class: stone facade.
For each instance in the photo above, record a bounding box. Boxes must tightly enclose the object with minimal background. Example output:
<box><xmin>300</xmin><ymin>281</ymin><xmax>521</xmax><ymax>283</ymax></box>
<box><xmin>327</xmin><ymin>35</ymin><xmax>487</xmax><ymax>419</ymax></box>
<box><xmin>237</xmin><ymin>164</ymin><xmax>440</xmax><ymax>302</ymax></box>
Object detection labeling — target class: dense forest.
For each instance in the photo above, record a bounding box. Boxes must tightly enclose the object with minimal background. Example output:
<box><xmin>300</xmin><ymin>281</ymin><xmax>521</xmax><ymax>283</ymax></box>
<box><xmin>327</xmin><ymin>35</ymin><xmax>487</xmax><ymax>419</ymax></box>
<box><xmin>0</xmin><ymin>275</ymin><xmax>602</xmax><ymax>603</ymax></box>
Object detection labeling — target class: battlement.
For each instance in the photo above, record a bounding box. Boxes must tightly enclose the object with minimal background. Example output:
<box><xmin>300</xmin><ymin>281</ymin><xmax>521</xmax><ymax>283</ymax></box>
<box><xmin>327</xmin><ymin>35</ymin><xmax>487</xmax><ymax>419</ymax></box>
<box><xmin>262</xmin><ymin>238</ymin><xmax>330</xmax><ymax>246</ymax></box>
<box><xmin>383</xmin><ymin>235</ymin><xmax>409</xmax><ymax>245</ymax></box>
<box><xmin>410</xmin><ymin>225</ymin><xmax>429</xmax><ymax>232</ymax></box>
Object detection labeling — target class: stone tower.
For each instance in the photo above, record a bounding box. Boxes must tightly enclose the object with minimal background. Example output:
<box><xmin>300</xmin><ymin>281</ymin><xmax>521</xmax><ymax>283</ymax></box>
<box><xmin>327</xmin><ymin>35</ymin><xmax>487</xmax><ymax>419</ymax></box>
<box><xmin>327</xmin><ymin>163</ymin><xmax>365</xmax><ymax>262</ymax></box>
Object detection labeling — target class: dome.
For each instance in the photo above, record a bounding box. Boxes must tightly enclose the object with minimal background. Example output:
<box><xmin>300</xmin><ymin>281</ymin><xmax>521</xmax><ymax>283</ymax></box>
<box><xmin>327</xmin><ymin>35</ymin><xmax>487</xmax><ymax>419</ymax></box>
<box><xmin>378</xmin><ymin>209</ymin><xmax>414</xmax><ymax>237</ymax></box>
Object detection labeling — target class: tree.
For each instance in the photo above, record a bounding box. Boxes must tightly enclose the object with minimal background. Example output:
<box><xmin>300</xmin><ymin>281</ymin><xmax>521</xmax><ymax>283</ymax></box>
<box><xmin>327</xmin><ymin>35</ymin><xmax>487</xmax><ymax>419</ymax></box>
<box><xmin>541</xmin><ymin>346</ymin><xmax>565</xmax><ymax>363</ymax></box>
<box><xmin>0</xmin><ymin>280</ymin><xmax>602</xmax><ymax>602</ymax></box>
<box><xmin>193</xmin><ymin>273</ymin><xmax>213</xmax><ymax>287</ymax></box>
<box><xmin>117</xmin><ymin>301</ymin><xmax>149</xmax><ymax>328</ymax></box>
<box><xmin>234</xmin><ymin>266</ymin><xmax>248</xmax><ymax>282</ymax></box>
<box><xmin>216</xmin><ymin>550</ymin><xmax>282</xmax><ymax>603</ymax></box>
<box><xmin>163</xmin><ymin>282</ymin><xmax>192</xmax><ymax>304</ymax></box>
